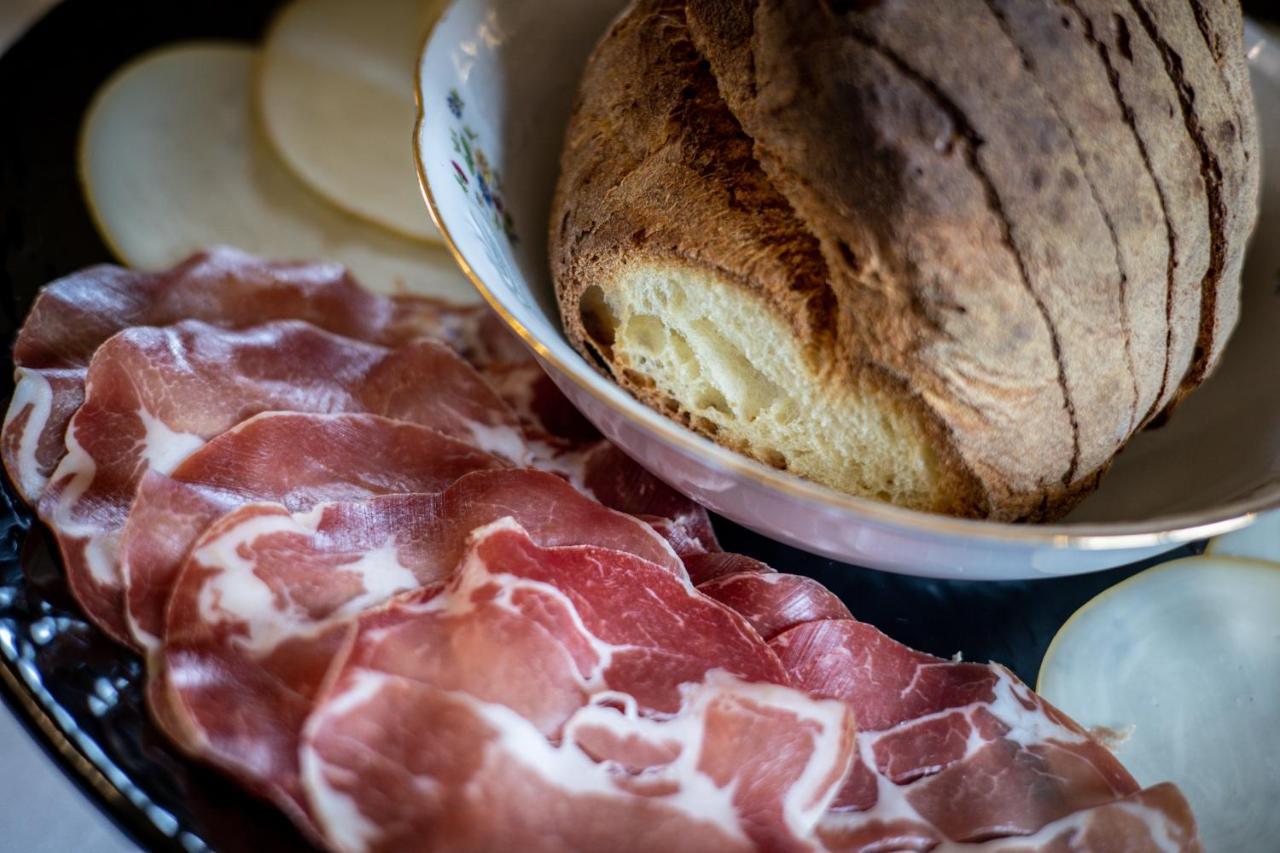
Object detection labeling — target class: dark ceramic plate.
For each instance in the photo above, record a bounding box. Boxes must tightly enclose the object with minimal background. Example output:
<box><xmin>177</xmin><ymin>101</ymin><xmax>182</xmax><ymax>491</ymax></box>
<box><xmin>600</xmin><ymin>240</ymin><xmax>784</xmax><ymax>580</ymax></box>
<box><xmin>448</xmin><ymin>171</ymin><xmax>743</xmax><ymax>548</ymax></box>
<box><xmin>9</xmin><ymin>1</ymin><xmax>1272</xmax><ymax>850</ymax></box>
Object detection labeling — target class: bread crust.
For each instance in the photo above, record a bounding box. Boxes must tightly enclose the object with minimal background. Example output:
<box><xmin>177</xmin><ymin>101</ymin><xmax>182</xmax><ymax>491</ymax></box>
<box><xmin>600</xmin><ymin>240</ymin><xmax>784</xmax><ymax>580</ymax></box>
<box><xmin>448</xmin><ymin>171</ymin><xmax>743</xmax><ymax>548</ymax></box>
<box><xmin>988</xmin><ymin>0</ymin><xmax>1168</xmax><ymax>430</ymax></box>
<box><xmin>552</xmin><ymin>0</ymin><xmax>1005</xmax><ymax>517</ymax></box>
<box><xmin>1066</xmin><ymin>0</ymin><xmax>1212</xmax><ymax>425</ymax></box>
<box><xmin>550</xmin><ymin>0</ymin><xmax>1258</xmax><ymax>521</ymax></box>
<box><xmin>1125</xmin><ymin>0</ymin><xmax>1259</xmax><ymax>411</ymax></box>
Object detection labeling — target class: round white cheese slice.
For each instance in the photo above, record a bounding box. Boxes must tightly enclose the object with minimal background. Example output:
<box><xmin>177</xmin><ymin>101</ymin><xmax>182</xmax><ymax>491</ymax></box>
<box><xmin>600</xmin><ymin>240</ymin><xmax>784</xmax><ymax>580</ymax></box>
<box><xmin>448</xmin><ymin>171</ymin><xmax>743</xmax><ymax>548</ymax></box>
<box><xmin>259</xmin><ymin>0</ymin><xmax>445</xmax><ymax>241</ymax></box>
<box><xmin>1038</xmin><ymin>556</ymin><xmax>1280</xmax><ymax>851</ymax></box>
<box><xmin>80</xmin><ymin>42</ymin><xmax>474</xmax><ymax>302</ymax></box>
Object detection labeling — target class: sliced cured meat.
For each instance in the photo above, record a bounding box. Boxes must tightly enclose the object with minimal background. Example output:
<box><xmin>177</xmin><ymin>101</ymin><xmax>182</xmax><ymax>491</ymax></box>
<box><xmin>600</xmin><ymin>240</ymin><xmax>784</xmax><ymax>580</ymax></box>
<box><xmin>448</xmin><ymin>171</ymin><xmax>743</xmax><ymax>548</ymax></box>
<box><xmin>13</xmin><ymin>248</ymin><xmax>460</xmax><ymax>368</ymax></box>
<box><xmin>684</xmin><ymin>552</ymin><xmax>774</xmax><ymax>585</ymax></box>
<box><xmin>477</xmin><ymin>360</ymin><xmax>601</xmax><ymax>444</ymax></box>
<box><xmin>300</xmin><ymin>520</ymin><xmax>854</xmax><ymax>852</ymax></box>
<box><xmin>304</xmin><ymin>671</ymin><xmax>846</xmax><ymax>853</ymax></box>
<box><xmin>389</xmin><ymin>468</ymin><xmax>682</xmax><ymax>575</ymax></box>
<box><xmin>160</xmin><ymin>500</ymin><xmax>428</xmax><ymax>839</ymax></box>
<box><xmin>639</xmin><ymin>510</ymin><xmax>721</xmax><ymax>561</ymax></box>
<box><xmin>38</xmin><ymin>320</ymin><xmax>524</xmax><ymax>644</ymax></box>
<box><xmin>444</xmin><ymin>306</ymin><xmax>532</xmax><ymax>368</ymax></box>
<box><xmin>129</xmin><ymin>463</ymin><xmax>682</xmax><ymax>653</ymax></box>
<box><xmin>578</xmin><ymin>443</ymin><xmax>719</xmax><ymax>553</ymax></box>
<box><xmin>688</xmin><ymin>553</ymin><xmax>850</xmax><ymax>644</ymax></box>
<box><xmin>480</xmin><ymin>372</ymin><xmax>718</xmax><ymax>557</ymax></box>
<box><xmin>932</xmin><ymin>783</ymin><xmax>1199</xmax><ymax>852</ymax></box>
<box><xmin>326</xmin><ymin>519</ymin><xmax>782</xmax><ymax>708</ymax></box>
<box><xmin>158</xmin><ymin>470</ymin><xmax>685</xmax><ymax>833</ymax></box>
<box><xmin>2</xmin><ymin>247</ymin><xmax>476</xmax><ymax>501</ymax></box>
<box><xmin>436</xmin><ymin>304</ymin><xmax>719</xmax><ymax>559</ymax></box>
<box><xmin>2</xmin><ymin>367</ymin><xmax>86</xmax><ymax>504</ymax></box>
<box><xmin>121</xmin><ymin>412</ymin><xmax>505</xmax><ymax>648</ymax></box>
<box><xmin>697</xmin><ymin>572</ymin><xmax>851</xmax><ymax>642</ymax></box>
<box><xmin>770</xmin><ymin>618</ymin><xmax>1194</xmax><ymax>850</ymax></box>
<box><xmin>562</xmin><ymin>442</ymin><xmax>720</xmax><ymax>558</ymax></box>
<box><xmin>450</xmin><ymin>313</ymin><xmax>601</xmax><ymax>445</ymax></box>
<box><xmin>439</xmin><ymin>313</ymin><xmax>718</xmax><ymax>557</ymax></box>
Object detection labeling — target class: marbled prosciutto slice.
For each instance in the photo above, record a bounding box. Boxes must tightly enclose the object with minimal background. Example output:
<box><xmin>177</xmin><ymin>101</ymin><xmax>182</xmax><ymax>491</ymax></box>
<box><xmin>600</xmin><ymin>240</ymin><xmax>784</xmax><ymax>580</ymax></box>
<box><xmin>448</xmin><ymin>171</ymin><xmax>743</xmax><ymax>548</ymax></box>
<box><xmin>154</xmin><ymin>470</ymin><xmax>686</xmax><ymax>837</ymax></box>
<box><xmin>549</xmin><ymin>442</ymin><xmax>721</xmax><ymax>559</ymax></box>
<box><xmin>442</xmin><ymin>305</ymin><xmax>534</xmax><ymax>370</ymax></box>
<box><xmin>2</xmin><ymin>247</ymin><xmax>480</xmax><ymax>502</ymax></box>
<box><xmin>121</xmin><ymin>412</ymin><xmax>505</xmax><ymax>649</ymax></box>
<box><xmin>928</xmin><ymin>784</ymin><xmax>1199</xmax><ymax>852</ymax></box>
<box><xmin>299</xmin><ymin>519</ymin><xmax>854</xmax><ymax>852</ymax></box>
<box><xmin>451</xmin><ymin>313</ymin><xmax>721</xmax><ymax>561</ymax></box>
<box><xmin>5</xmin><ymin>250</ymin><xmax>1200</xmax><ymax>851</ymax></box>
<box><xmin>769</xmin><ymin>619</ymin><xmax>1198</xmax><ymax>851</ymax></box>
<box><xmin>684</xmin><ymin>552</ymin><xmax>776</xmax><ymax>584</ymax></box>
<box><xmin>36</xmin><ymin>319</ymin><xmax>525</xmax><ymax>645</ymax></box>
<box><xmin>696</xmin><ymin>569</ymin><xmax>852</xmax><ymax>642</ymax></box>
<box><xmin>477</xmin><ymin>360</ymin><xmax>602</xmax><ymax>444</ymax></box>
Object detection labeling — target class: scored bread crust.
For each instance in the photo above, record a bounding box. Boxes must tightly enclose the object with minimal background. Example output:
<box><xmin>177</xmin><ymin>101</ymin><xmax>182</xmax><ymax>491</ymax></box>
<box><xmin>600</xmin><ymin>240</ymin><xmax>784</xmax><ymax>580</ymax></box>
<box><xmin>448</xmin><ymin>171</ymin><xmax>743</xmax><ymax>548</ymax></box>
<box><xmin>550</xmin><ymin>0</ymin><xmax>1258</xmax><ymax>521</ymax></box>
<box><xmin>1123</xmin><ymin>0</ymin><xmax>1258</xmax><ymax>410</ymax></box>
<box><xmin>1069</xmin><ymin>0</ymin><xmax>1213</xmax><ymax>426</ymax></box>
<box><xmin>551</xmin><ymin>0</ymin><xmax>994</xmax><ymax>518</ymax></box>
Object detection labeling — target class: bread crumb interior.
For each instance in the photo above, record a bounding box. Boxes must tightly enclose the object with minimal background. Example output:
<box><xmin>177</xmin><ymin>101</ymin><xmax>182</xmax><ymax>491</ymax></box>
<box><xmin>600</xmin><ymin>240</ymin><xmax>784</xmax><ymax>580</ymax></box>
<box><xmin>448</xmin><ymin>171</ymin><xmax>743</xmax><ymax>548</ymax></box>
<box><xmin>582</xmin><ymin>265</ymin><xmax>948</xmax><ymax>509</ymax></box>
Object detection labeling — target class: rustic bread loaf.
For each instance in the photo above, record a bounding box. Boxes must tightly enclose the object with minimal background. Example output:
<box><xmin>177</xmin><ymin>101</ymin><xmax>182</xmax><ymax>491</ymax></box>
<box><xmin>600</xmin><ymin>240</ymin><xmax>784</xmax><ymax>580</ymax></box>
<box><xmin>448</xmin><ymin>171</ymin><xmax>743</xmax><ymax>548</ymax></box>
<box><xmin>550</xmin><ymin>0</ymin><xmax>1258</xmax><ymax>521</ymax></box>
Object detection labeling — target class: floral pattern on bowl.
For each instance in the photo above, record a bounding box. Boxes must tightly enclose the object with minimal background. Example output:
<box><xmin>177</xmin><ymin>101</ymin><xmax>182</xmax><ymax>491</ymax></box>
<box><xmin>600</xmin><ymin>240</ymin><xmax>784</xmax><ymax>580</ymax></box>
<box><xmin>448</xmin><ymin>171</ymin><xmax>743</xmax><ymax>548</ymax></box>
<box><xmin>446</xmin><ymin>88</ymin><xmax>517</xmax><ymax>245</ymax></box>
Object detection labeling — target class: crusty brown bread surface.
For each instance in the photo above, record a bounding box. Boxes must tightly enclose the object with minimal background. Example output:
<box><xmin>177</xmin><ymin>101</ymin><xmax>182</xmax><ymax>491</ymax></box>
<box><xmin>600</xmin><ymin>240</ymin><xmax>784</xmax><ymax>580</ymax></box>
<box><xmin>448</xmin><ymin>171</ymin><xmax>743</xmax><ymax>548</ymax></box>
<box><xmin>550</xmin><ymin>0</ymin><xmax>1258</xmax><ymax>521</ymax></box>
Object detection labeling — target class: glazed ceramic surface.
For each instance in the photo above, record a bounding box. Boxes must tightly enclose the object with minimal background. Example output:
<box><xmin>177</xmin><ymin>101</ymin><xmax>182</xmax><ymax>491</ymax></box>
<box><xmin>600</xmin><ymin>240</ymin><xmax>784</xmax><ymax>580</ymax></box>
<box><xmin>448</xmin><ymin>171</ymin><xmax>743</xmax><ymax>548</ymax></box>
<box><xmin>417</xmin><ymin>2</ymin><xmax>1280</xmax><ymax>578</ymax></box>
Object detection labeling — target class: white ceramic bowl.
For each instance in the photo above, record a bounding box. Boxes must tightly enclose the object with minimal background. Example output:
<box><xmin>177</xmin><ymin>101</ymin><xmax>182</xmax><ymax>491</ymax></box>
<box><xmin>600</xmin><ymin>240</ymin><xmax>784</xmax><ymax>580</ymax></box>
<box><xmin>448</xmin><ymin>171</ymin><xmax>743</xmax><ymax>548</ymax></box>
<box><xmin>415</xmin><ymin>2</ymin><xmax>1280</xmax><ymax>579</ymax></box>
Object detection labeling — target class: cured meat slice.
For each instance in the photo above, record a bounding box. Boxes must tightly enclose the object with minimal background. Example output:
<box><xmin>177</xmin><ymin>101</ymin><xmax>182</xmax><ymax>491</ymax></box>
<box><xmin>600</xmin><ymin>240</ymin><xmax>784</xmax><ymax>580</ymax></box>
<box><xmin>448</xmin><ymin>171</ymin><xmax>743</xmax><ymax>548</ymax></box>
<box><xmin>38</xmin><ymin>320</ymin><xmax>524</xmax><ymax>644</ymax></box>
<box><xmin>935</xmin><ymin>783</ymin><xmax>1199</xmax><ymax>852</ymax></box>
<box><xmin>157</xmin><ymin>470</ymin><xmax>685</xmax><ymax>834</ymax></box>
<box><xmin>300</xmin><ymin>520</ymin><xmax>854</xmax><ymax>852</ymax></box>
<box><xmin>687</xmin><ymin>553</ymin><xmax>851</xmax><ymax>642</ymax></box>
<box><xmin>560</xmin><ymin>442</ymin><xmax>720</xmax><ymax>558</ymax></box>
<box><xmin>445</xmin><ymin>311</ymin><xmax>720</xmax><ymax>559</ymax></box>
<box><xmin>2</xmin><ymin>247</ymin><xmax>476</xmax><ymax>501</ymax></box>
<box><xmin>451</xmin><ymin>311</ymin><xmax>601</xmax><ymax>445</ymax></box>
<box><xmin>2</xmin><ymin>367</ymin><xmax>86</xmax><ymax>503</ymax></box>
<box><xmin>13</xmin><ymin>249</ymin><xmax>460</xmax><ymax>368</ymax></box>
<box><xmin>126</xmin><ymin>452</ymin><xmax>695</xmax><ymax>653</ymax></box>
<box><xmin>304</xmin><ymin>671</ymin><xmax>846</xmax><ymax>853</ymax></box>
<box><xmin>684</xmin><ymin>552</ymin><xmax>774</xmax><ymax>585</ymax></box>
<box><xmin>444</xmin><ymin>306</ymin><xmax>533</xmax><ymax>369</ymax></box>
<box><xmin>465</xmin><ymin>357</ymin><xmax>718</xmax><ymax>558</ymax></box>
<box><xmin>771</xmin><ymin>619</ymin><xmax>1193</xmax><ymax>850</ymax></box>
<box><xmin>697</xmin><ymin>571</ymin><xmax>851</xmax><ymax>642</ymax></box>
<box><xmin>477</xmin><ymin>360</ymin><xmax>601</xmax><ymax>444</ymax></box>
<box><xmin>121</xmin><ymin>412</ymin><xmax>504</xmax><ymax>648</ymax></box>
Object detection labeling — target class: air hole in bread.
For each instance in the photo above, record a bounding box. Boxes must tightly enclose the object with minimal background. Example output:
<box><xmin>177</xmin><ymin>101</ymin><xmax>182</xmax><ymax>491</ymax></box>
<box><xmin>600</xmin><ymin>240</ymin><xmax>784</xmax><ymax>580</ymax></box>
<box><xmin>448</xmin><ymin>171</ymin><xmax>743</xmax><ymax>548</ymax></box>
<box><xmin>692</xmin><ymin>415</ymin><xmax>719</xmax><ymax>436</ymax></box>
<box><xmin>582</xmin><ymin>341</ymin><xmax>613</xmax><ymax>376</ymax></box>
<box><xmin>760</xmin><ymin>448</ymin><xmax>788</xmax><ymax>470</ymax></box>
<box><xmin>667</xmin><ymin>330</ymin><xmax>700</xmax><ymax>378</ymax></box>
<box><xmin>688</xmin><ymin>318</ymin><xmax>781</xmax><ymax>421</ymax></box>
<box><xmin>579</xmin><ymin>285</ymin><xmax>618</xmax><ymax>357</ymax></box>
<box><xmin>622</xmin><ymin>368</ymin><xmax>655</xmax><ymax>390</ymax></box>
<box><xmin>628</xmin><ymin>315</ymin><xmax>668</xmax><ymax>354</ymax></box>
<box><xmin>694</xmin><ymin>387</ymin><xmax>731</xmax><ymax>416</ymax></box>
